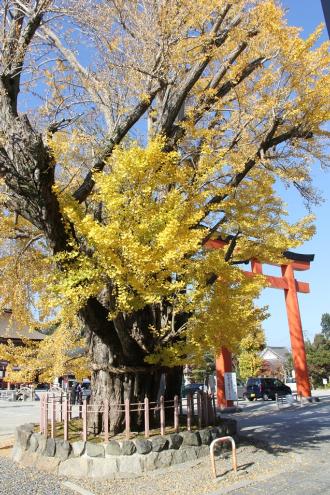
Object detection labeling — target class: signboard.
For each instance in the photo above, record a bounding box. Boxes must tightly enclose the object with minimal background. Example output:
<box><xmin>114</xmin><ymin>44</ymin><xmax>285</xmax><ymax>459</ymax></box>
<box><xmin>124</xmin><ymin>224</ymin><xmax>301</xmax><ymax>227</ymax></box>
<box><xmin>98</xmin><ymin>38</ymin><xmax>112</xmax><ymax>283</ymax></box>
<box><xmin>224</xmin><ymin>372</ymin><xmax>238</xmax><ymax>401</ymax></box>
<box><xmin>322</xmin><ymin>378</ymin><xmax>328</xmax><ymax>385</ymax></box>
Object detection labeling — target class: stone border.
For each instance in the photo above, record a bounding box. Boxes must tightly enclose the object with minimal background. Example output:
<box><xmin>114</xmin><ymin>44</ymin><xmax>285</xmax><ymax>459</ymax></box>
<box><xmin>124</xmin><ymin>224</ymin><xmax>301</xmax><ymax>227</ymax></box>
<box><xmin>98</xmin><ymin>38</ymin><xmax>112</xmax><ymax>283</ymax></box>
<box><xmin>13</xmin><ymin>419</ymin><xmax>236</xmax><ymax>479</ymax></box>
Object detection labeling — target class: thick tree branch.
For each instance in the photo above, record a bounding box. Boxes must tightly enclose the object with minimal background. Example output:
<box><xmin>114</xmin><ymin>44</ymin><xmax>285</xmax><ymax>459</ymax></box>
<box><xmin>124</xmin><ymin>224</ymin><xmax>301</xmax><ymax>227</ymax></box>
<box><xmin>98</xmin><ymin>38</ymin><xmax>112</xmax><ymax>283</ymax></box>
<box><xmin>156</xmin><ymin>4</ymin><xmax>240</xmax><ymax>135</ymax></box>
<box><xmin>73</xmin><ymin>86</ymin><xmax>161</xmax><ymax>203</ymax></box>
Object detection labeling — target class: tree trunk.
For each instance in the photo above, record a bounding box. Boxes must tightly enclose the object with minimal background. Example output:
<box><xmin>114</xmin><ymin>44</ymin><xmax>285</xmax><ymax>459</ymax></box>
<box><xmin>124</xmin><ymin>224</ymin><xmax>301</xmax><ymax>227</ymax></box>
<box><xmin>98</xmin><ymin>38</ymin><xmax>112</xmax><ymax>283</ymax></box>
<box><xmin>81</xmin><ymin>297</ymin><xmax>183</xmax><ymax>434</ymax></box>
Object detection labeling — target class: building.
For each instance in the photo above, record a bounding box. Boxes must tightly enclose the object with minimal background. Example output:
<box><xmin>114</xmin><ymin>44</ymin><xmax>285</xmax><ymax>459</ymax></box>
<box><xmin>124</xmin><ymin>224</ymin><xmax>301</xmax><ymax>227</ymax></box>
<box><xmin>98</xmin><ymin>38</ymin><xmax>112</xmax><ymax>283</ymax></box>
<box><xmin>259</xmin><ymin>346</ymin><xmax>292</xmax><ymax>380</ymax></box>
<box><xmin>0</xmin><ymin>309</ymin><xmax>45</xmax><ymax>388</ymax></box>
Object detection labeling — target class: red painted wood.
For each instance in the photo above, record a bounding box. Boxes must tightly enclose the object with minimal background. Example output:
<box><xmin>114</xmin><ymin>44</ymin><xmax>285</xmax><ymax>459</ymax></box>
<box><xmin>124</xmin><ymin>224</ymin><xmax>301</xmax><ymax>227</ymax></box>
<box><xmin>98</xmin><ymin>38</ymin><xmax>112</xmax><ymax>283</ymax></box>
<box><xmin>216</xmin><ymin>347</ymin><xmax>233</xmax><ymax>408</ymax></box>
<box><xmin>282</xmin><ymin>264</ymin><xmax>311</xmax><ymax>397</ymax></box>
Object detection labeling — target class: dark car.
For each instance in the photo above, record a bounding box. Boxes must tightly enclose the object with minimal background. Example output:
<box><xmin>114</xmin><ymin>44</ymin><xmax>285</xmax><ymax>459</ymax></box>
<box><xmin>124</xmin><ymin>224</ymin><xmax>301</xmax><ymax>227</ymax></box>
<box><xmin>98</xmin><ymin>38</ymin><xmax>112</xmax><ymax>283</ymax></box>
<box><xmin>244</xmin><ymin>377</ymin><xmax>292</xmax><ymax>401</ymax></box>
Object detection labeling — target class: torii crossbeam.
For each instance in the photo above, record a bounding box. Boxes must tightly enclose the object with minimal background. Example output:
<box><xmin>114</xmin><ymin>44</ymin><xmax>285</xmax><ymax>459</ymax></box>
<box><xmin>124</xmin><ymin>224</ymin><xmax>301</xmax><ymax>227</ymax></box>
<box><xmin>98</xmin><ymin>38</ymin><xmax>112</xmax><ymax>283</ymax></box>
<box><xmin>205</xmin><ymin>238</ymin><xmax>314</xmax><ymax>407</ymax></box>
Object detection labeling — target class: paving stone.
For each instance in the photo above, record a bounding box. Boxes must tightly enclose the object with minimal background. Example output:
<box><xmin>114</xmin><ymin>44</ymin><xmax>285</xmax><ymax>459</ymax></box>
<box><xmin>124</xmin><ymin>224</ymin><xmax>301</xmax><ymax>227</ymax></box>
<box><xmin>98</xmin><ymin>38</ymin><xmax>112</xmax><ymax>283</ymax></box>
<box><xmin>134</xmin><ymin>438</ymin><xmax>152</xmax><ymax>454</ymax></box>
<box><xmin>44</xmin><ymin>438</ymin><xmax>56</xmax><ymax>457</ymax></box>
<box><xmin>121</xmin><ymin>440</ymin><xmax>136</xmax><ymax>455</ymax></box>
<box><xmin>28</xmin><ymin>433</ymin><xmax>39</xmax><ymax>452</ymax></box>
<box><xmin>168</xmin><ymin>433</ymin><xmax>183</xmax><ymax>449</ymax></box>
<box><xmin>181</xmin><ymin>431</ymin><xmax>201</xmax><ymax>446</ymax></box>
<box><xmin>151</xmin><ymin>436</ymin><xmax>169</xmax><ymax>452</ymax></box>
<box><xmin>181</xmin><ymin>447</ymin><xmax>198</xmax><ymax>462</ymax></box>
<box><xmin>35</xmin><ymin>455</ymin><xmax>60</xmax><ymax>474</ymax></box>
<box><xmin>20</xmin><ymin>423</ymin><xmax>35</xmax><ymax>432</ymax></box>
<box><xmin>86</xmin><ymin>442</ymin><xmax>105</xmax><ymax>458</ymax></box>
<box><xmin>105</xmin><ymin>440</ymin><xmax>121</xmax><ymax>456</ymax></box>
<box><xmin>15</xmin><ymin>426</ymin><xmax>32</xmax><ymax>450</ymax></box>
<box><xmin>154</xmin><ymin>449</ymin><xmax>174</xmax><ymax>468</ymax></box>
<box><xmin>143</xmin><ymin>451</ymin><xmax>159</xmax><ymax>471</ymax></box>
<box><xmin>88</xmin><ymin>457</ymin><xmax>118</xmax><ymax>478</ymax></box>
<box><xmin>55</xmin><ymin>439</ymin><xmax>71</xmax><ymax>461</ymax></box>
<box><xmin>58</xmin><ymin>457</ymin><xmax>91</xmax><ymax>477</ymax></box>
<box><xmin>37</xmin><ymin>434</ymin><xmax>47</xmax><ymax>454</ymax></box>
<box><xmin>71</xmin><ymin>440</ymin><xmax>86</xmax><ymax>457</ymax></box>
<box><xmin>199</xmin><ymin>428</ymin><xmax>212</xmax><ymax>445</ymax></box>
<box><xmin>118</xmin><ymin>454</ymin><xmax>144</xmax><ymax>474</ymax></box>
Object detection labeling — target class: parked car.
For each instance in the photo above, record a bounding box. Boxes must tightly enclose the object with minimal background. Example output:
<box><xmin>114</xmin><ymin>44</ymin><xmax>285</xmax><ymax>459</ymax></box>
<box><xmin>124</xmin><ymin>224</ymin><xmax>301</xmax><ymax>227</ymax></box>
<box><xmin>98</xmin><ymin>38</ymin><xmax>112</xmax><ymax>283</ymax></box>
<box><xmin>285</xmin><ymin>377</ymin><xmax>297</xmax><ymax>392</ymax></box>
<box><xmin>244</xmin><ymin>377</ymin><xmax>292</xmax><ymax>401</ymax></box>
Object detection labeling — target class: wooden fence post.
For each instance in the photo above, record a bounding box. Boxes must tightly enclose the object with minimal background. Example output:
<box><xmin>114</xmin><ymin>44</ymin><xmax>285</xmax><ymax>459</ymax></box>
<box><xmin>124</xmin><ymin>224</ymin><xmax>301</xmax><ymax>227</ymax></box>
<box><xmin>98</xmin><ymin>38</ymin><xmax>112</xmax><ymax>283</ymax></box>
<box><xmin>125</xmin><ymin>398</ymin><xmax>130</xmax><ymax>440</ymax></box>
<box><xmin>144</xmin><ymin>397</ymin><xmax>150</xmax><ymax>438</ymax></box>
<box><xmin>44</xmin><ymin>394</ymin><xmax>49</xmax><ymax>438</ymax></box>
<box><xmin>64</xmin><ymin>396</ymin><xmax>68</xmax><ymax>441</ymax></box>
<box><xmin>40</xmin><ymin>395</ymin><xmax>44</xmax><ymax>433</ymax></box>
<box><xmin>204</xmin><ymin>392</ymin><xmax>209</xmax><ymax>426</ymax></box>
<box><xmin>187</xmin><ymin>394</ymin><xmax>192</xmax><ymax>432</ymax></box>
<box><xmin>212</xmin><ymin>395</ymin><xmax>217</xmax><ymax>425</ymax></box>
<box><xmin>82</xmin><ymin>399</ymin><xmax>87</xmax><ymax>442</ymax></box>
<box><xmin>191</xmin><ymin>393</ymin><xmax>195</xmax><ymax>421</ymax></box>
<box><xmin>197</xmin><ymin>392</ymin><xmax>202</xmax><ymax>429</ymax></box>
<box><xmin>160</xmin><ymin>395</ymin><xmax>165</xmax><ymax>436</ymax></box>
<box><xmin>59</xmin><ymin>392</ymin><xmax>63</xmax><ymax>422</ymax></box>
<box><xmin>174</xmin><ymin>395</ymin><xmax>179</xmax><ymax>433</ymax></box>
<box><xmin>51</xmin><ymin>395</ymin><xmax>56</xmax><ymax>439</ymax></box>
<box><xmin>103</xmin><ymin>399</ymin><xmax>109</xmax><ymax>444</ymax></box>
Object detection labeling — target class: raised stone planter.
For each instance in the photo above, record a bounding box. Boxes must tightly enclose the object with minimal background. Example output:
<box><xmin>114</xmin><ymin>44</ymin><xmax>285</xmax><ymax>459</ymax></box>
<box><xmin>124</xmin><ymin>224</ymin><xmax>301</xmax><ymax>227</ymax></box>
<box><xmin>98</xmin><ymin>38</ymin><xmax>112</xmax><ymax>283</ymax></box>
<box><xmin>14</xmin><ymin>419</ymin><xmax>237</xmax><ymax>479</ymax></box>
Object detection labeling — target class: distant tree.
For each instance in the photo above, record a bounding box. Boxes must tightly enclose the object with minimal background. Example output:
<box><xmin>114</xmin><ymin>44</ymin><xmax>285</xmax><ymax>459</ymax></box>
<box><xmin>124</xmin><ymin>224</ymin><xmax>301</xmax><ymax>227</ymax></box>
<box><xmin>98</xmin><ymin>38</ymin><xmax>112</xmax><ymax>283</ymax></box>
<box><xmin>189</xmin><ymin>352</ymin><xmax>216</xmax><ymax>383</ymax></box>
<box><xmin>321</xmin><ymin>313</ymin><xmax>330</xmax><ymax>339</ymax></box>
<box><xmin>305</xmin><ymin>335</ymin><xmax>330</xmax><ymax>388</ymax></box>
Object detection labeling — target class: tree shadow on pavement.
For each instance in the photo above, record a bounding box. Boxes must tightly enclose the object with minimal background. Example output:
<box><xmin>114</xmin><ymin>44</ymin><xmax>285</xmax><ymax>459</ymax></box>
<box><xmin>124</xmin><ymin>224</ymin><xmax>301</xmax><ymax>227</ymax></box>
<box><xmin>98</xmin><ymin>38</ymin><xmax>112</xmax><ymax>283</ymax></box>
<box><xmin>235</xmin><ymin>397</ymin><xmax>330</xmax><ymax>455</ymax></box>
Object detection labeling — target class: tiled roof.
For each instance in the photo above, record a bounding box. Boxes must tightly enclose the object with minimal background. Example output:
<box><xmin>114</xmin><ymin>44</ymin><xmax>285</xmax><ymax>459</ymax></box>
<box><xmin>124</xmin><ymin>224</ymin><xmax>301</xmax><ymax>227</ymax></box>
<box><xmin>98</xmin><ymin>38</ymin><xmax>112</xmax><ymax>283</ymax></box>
<box><xmin>0</xmin><ymin>314</ymin><xmax>45</xmax><ymax>341</ymax></box>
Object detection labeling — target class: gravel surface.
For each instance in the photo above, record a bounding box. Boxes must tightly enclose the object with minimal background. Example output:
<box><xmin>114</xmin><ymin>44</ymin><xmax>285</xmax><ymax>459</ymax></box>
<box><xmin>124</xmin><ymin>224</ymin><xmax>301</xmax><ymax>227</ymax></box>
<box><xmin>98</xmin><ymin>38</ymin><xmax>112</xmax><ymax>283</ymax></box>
<box><xmin>0</xmin><ymin>456</ymin><xmax>71</xmax><ymax>495</ymax></box>
<box><xmin>77</xmin><ymin>440</ymin><xmax>293</xmax><ymax>495</ymax></box>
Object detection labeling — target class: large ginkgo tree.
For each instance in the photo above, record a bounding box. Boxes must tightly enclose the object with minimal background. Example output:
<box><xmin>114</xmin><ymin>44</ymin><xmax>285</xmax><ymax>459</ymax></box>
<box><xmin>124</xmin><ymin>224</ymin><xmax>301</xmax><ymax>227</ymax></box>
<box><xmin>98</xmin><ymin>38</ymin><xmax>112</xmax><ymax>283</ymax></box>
<box><xmin>0</xmin><ymin>0</ymin><xmax>329</xmax><ymax>431</ymax></box>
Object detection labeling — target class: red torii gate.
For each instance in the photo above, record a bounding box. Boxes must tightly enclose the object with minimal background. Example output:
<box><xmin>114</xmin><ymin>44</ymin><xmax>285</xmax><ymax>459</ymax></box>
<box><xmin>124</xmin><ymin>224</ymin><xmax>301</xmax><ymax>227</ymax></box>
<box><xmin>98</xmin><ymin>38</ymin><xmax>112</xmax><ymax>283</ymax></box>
<box><xmin>205</xmin><ymin>238</ymin><xmax>313</xmax><ymax>408</ymax></box>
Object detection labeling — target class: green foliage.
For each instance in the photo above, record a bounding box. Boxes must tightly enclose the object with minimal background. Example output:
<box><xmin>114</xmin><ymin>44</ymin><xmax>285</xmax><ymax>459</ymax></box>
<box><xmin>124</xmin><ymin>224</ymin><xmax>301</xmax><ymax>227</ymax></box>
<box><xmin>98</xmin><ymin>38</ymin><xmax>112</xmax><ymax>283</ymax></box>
<box><xmin>321</xmin><ymin>313</ymin><xmax>330</xmax><ymax>339</ymax></box>
<box><xmin>306</xmin><ymin>333</ymin><xmax>330</xmax><ymax>387</ymax></box>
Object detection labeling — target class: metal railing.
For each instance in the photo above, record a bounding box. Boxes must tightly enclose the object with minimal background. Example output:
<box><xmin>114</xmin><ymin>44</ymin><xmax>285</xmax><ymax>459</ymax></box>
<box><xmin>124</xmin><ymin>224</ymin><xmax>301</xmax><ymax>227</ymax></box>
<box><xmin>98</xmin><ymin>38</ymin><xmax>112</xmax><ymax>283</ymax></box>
<box><xmin>210</xmin><ymin>436</ymin><xmax>237</xmax><ymax>478</ymax></box>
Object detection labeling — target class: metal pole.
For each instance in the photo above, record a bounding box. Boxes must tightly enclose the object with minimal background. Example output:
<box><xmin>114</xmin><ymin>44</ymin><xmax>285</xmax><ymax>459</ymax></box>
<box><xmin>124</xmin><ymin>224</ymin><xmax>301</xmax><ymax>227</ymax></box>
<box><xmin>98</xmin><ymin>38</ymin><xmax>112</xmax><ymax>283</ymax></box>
<box><xmin>210</xmin><ymin>436</ymin><xmax>237</xmax><ymax>479</ymax></box>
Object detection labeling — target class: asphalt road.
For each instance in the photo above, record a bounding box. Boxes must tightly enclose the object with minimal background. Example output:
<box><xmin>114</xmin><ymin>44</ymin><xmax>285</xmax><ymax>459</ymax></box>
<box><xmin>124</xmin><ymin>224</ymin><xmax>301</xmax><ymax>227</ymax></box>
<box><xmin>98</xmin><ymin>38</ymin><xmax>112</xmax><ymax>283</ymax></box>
<box><xmin>211</xmin><ymin>391</ymin><xmax>330</xmax><ymax>494</ymax></box>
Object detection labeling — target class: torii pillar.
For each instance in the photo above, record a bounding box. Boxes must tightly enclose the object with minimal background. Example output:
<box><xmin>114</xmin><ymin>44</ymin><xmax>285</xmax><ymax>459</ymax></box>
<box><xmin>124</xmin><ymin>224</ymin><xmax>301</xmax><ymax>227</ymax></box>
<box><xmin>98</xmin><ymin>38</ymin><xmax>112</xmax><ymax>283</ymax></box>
<box><xmin>216</xmin><ymin>347</ymin><xmax>234</xmax><ymax>408</ymax></box>
<box><xmin>212</xmin><ymin>247</ymin><xmax>313</xmax><ymax>408</ymax></box>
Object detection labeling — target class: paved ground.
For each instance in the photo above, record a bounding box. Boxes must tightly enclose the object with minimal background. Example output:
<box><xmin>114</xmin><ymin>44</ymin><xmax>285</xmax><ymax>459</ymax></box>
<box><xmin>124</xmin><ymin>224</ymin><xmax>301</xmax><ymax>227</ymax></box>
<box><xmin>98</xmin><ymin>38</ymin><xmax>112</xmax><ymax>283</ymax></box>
<box><xmin>0</xmin><ymin>391</ymin><xmax>330</xmax><ymax>494</ymax></box>
<box><xmin>208</xmin><ymin>391</ymin><xmax>330</xmax><ymax>494</ymax></box>
<box><xmin>0</xmin><ymin>401</ymin><xmax>40</xmax><ymax>444</ymax></box>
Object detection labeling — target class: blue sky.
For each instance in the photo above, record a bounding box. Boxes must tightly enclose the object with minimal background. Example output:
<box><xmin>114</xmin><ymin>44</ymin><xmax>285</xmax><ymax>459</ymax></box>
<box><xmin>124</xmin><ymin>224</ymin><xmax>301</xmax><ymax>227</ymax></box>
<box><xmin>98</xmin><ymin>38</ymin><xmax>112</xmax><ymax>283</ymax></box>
<box><xmin>258</xmin><ymin>0</ymin><xmax>330</xmax><ymax>348</ymax></box>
